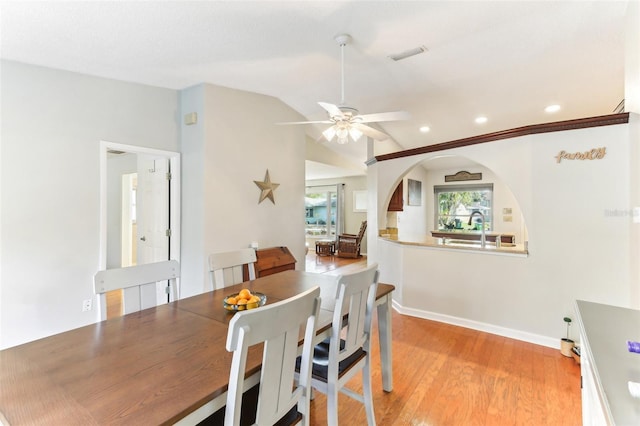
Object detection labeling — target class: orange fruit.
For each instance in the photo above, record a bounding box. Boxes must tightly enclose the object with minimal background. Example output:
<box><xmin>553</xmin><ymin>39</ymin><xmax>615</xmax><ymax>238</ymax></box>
<box><xmin>236</xmin><ymin>299</ymin><xmax>248</xmax><ymax>305</ymax></box>
<box><xmin>226</xmin><ymin>296</ymin><xmax>238</xmax><ymax>305</ymax></box>
<box><xmin>238</xmin><ymin>289</ymin><xmax>252</xmax><ymax>299</ymax></box>
<box><xmin>249</xmin><ymin>295</ymin><xmax>260</xmax><ymax>304</ymax></box>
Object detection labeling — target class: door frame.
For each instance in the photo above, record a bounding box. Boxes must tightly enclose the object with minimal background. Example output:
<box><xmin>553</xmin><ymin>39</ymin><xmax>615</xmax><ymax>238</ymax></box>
<box><xmin>99</xmin><ymin>140</ymin><xmax>181</xmax><ymax>272</ymax></box>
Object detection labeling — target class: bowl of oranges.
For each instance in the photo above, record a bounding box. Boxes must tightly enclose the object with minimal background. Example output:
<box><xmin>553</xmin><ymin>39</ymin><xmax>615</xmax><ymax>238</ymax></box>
<box><xmin>223</xmin><ymin>288</ymin><xmax>266</xmax><ymax>311</ymax></box>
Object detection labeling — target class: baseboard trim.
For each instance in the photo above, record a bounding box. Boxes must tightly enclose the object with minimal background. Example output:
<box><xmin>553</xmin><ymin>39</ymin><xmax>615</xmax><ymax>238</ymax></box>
<box><xmin>391</xmin><ymin>300</ymin><xmax>559</xmax><ymax>349</ymax></box>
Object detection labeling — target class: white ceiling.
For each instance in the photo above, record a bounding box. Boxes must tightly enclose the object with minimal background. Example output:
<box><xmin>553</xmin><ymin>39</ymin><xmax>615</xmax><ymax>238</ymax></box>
<box><xmin>0</xmin><ymin>1</ymin><xmax>628</xmax><ymax>174</ymax></box>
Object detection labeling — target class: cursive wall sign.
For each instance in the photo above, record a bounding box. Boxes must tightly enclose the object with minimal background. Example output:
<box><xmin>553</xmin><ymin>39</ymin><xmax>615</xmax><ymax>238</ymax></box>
<box><xmin>555</xmin><ymin>147</ymin><xmax>606</xmax><ymax>164</ymax></box>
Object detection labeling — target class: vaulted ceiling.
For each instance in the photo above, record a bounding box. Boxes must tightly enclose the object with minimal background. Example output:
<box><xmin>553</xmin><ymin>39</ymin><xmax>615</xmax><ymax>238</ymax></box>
<box><xmin>0</xmin><ymin>1</ymin><xmax>628</xmax><ymax>173</ymax></box>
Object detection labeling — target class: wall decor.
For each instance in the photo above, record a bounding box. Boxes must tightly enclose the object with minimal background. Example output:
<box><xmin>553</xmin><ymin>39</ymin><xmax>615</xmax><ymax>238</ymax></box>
<box><xmin>555</xmin><ymin>147</ymin><xmax>606</xmax><ymax>163</ymax></box>
<box><xmin>407</xmin><ymin>179</ymin><xmax>422</xmax><ymax>206</ymax></box>
<box><xmin>253</xmin><ymin>169</ymin><xmax>279</xmax><ymax>204</ymax></box>
<box><xmin>353</xmin><ymin>190</ymin><xmax>367</xmax><ymax>212</ymax></box>
<box><xmin>445</xmin><ymin>170</ymin><xmax>482</xmax><ymax>182</ymax></box>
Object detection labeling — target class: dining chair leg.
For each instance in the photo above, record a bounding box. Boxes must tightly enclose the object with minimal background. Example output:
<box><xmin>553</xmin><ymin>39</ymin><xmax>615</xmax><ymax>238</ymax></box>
<box><xmin>363</xmin><ymin>358</ymin><xmax>376</xmax><ymax>426</ymax></box>
<box><xmin>326</xmin><ymin>384</ymin><xmax>339</xmax><ymax>426</ymax></box>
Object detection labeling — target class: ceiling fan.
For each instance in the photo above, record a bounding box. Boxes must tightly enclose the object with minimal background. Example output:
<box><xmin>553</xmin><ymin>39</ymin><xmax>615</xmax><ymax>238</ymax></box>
<box><xmin>278</xmin><ymin>34</ymin><xmax>410</xmax><ymax>144</ymax></box>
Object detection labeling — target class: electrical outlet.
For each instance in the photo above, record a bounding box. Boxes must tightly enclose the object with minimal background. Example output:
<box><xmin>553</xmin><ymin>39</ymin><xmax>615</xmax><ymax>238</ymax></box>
<box><xmin>82</xmin><ymin>299</ymin><xmax>92</xmax><ymax>312</ymax></box>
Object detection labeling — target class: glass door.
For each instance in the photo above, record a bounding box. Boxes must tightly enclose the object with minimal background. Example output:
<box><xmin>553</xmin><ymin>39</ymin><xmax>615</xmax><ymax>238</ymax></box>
<box><xmin>305</xmin><ymin>184</ymin><xmax>344</xmax><ymax>244</ymax></box>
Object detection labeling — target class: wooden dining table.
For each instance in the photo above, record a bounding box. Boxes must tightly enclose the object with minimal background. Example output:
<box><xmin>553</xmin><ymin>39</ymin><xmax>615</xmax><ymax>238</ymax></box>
<box><xmin>0</xmin><ymin>270</ymin><xmax>394</xmax><ymax>426</ymax></box>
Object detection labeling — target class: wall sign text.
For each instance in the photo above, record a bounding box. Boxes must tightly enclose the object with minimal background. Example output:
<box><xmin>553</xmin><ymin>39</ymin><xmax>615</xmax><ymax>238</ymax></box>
<box><xmin>555</xmin><ymin>147</ymin><xmax>606</xmax><ymax>164</ymax></box>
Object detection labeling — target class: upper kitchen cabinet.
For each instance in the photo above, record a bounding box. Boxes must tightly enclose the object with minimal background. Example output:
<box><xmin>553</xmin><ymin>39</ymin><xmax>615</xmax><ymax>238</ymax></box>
<box><xmin>388</xmin><ymin>181</ymin><xmax>403</xmax><ymax>211</ymax></box>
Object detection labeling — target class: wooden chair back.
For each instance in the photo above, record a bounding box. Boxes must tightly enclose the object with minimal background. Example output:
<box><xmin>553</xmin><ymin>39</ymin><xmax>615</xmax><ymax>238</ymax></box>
<box><xmin>93</xmin><ymin>260</ymin><xmax>180</xmax><ymax>320</ymax></box>
<box><xmin>208</xmin><ymin>248</ymin><xmax>257</xmax><ymax>290</ymax></box>
<box><xmin>337</xmin><ymin>221</ymin><xmax>367</xmax><ymax>258</ymax></box>
<box><xmin>225</xmin><ymin>286</ymin><xmax>321</xmax><ymax>426</ymax></box>
<box><xmin>356</xmin><ymin>220</ymin><xmax>367</xmax><ymax>240</ymax></box>
<box><xmin>332</xmin><ymin>262</ymin><xmax>378</xmax><ymax>365</ymax></box>
<box><xmin>306</xmin><ymin>263</ymin><xmax>379</xmax><ymax>425</ymax></box>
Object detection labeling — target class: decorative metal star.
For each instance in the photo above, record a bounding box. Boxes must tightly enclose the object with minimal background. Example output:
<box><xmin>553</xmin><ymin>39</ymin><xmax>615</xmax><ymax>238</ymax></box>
<box><xmin>254</xmin><ymin>169</ymin><xmax>280</xmax><ymax>204</ymax></box>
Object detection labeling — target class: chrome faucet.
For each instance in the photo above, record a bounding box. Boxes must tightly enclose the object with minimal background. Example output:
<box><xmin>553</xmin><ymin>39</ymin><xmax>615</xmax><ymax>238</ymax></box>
<box><xmin>468</xmin><ymin>211</ymin><xmax>486</xmax><ymax>248</ymax></box>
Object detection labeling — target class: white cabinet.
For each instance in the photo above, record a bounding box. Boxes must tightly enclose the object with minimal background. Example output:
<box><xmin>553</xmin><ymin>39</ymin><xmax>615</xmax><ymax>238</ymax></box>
<box><xmin>576</xmin><ymin>300</ymin><xmax>640</xmax><ymax>426</ymax></box>
<box><xmin>579</xmin><ymin>337</ymin><xmax>611</xmax><ymax>425</ymax></box>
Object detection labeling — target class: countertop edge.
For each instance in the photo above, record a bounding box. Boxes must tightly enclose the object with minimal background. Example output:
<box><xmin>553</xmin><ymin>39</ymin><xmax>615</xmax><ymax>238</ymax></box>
<box><xmin>378</xmin><ymin>235</ymin><xmax>529</xmax><ymax>257</ymax></box>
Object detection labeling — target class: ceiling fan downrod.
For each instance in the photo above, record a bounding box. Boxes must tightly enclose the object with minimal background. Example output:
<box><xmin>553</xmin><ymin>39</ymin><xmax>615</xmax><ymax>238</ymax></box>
<box><xmin>334</xmin><ymin>34</ymin><xmax>351</xmax><ymax>107</ymax></box>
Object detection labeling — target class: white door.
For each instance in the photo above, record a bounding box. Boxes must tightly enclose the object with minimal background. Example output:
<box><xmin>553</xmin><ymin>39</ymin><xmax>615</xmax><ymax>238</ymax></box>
<box><xmin>136</xmin><ymin>155</ymin><xmax>170</xmax><ymax>304</ymax></box>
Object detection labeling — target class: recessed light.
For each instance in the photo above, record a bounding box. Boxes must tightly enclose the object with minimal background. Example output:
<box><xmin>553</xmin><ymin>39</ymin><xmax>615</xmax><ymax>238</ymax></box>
<box><xmin>419</xmin><ymin>126</ymin><xmax>430</xmax><ymax>133</ymax></box>
<box><xmin>545</xmin><ymin>104</ymin><xmax>561</xmax><ymax>113</ymax></box>
<box><xmin>475</xmin><ymin>116</ymin><xmax>488</xmax><ymax>124</ymax></box>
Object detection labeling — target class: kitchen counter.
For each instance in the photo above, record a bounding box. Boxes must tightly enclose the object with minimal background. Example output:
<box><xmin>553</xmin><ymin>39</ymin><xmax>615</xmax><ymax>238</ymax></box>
<box><xmin>378</xmin><ymin>233</ymin><xmax>528</xmax><ymax>256</ymax></box>
<box><xmin>431</xmin><ymin>230</ymin><xmax>515</xmax><ymax>244</ymax></box>
<box><xmin>575</xmin><ymin>300</ymin><xmax>640</xmax><ymax>425</ymax></box>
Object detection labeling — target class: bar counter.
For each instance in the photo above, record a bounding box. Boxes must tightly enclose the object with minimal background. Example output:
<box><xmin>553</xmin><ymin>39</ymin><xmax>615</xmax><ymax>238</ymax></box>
<box><xmin>378</xmin><ymin>233</ymin><xmax>528</xmax><ymax>256</ymax></box>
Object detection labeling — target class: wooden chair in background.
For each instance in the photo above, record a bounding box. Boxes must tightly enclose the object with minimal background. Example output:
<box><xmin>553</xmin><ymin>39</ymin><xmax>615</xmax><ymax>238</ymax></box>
<box><xmin>336</xmin><ymin>220</ymin><xmax>367</xmax><ymax>258</ymax></box>
<box><xmin>93</xmin><ymin>260</ymin><xmax>180</xmax><ymax>321</ymax></box>
<box><xmin>208</xmin><ymin>248</ymin><xmax>257</xmax><ymax>290</ymax></box>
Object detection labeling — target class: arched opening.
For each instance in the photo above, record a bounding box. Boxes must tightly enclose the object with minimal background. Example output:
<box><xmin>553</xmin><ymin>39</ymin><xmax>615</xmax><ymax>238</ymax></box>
<box><xmin>383</xmin><ymin>155</ymin><xmax>528</xmax><ymax>247</ymax></box>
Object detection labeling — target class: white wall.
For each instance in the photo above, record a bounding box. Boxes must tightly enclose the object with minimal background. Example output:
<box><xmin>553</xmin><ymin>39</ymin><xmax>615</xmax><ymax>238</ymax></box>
<box><xmin>0</xmin><ymin>62</ymin><xmax>309</xmax><ymax>348</ymax></box>
<box><xmin>373</xmin><ymin>118</ymin><xmax>637</xmax><ymax>346</ymax></box>
<box><xmin>179</xmin><ymin>83</ymin><xmax>307</xmax><ymax>297</ymax></box>
<box><xmin>0</xmin><ymin>61</ymin><xmax>179</xmax><ymax>349</ymax></box>
<box><xmin>390</xmin><ymin>167</ymin><xmax>430</xmax><ymax>237</ymax></box>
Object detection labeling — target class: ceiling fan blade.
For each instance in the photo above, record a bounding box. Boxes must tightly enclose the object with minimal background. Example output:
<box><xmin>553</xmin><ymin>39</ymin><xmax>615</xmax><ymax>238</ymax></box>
<box><xmin>318</xmin><ymin>102</ymin><xmax>343</xmax><ymax>118</ymax></box>
<box><xmin>356</xmin><ymin>110</ymin><xmax>411</xmax><ymax>123</ymax></box>
<box><xmin>276</xmin><ymin>120</ymin><xmax>333</xmax><ymax>125</ymax></box>
<box><xmin>352</xmin><ymin>123</ymin><xmax>390</xmax><ymax>141</ymax></box>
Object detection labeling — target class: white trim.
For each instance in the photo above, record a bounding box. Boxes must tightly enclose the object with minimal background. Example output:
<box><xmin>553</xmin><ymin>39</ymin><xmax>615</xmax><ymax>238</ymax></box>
<box><xmin>391</xmin><ymin>299</ymin><xmax>558</xmax><ymax>349</ymax></box>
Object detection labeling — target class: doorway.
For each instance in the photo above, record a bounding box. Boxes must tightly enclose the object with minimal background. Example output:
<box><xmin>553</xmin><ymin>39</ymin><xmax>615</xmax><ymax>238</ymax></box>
<box><xmin>305</xmin><ymin>184</ymin><xmax>345</xmax><ymax>250</ymax></box>
<box><xmin>99</xmin><ymin>141</ymin><xmax>181</xmax><ymax>320</ymax></box>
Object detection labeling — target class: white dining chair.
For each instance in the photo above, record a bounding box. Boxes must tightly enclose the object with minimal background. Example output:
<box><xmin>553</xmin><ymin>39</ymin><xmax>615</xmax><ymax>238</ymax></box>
<box><xmin>301</xmin><ymin>263</ymin><xmax>379</xmax><ymax>426</ymax></box>
<box><xmin>93</xmin><ymin>260</ymin><xmax>180</xmax><ymax>321</ymax></box>
<box><xmin>208</xmin><ymin>248</ymin><xmax>257</xmax><ymax>290</ymax></box>
<box><xmin>224</xmin><ymin>286</ymin><xmax>321</xmax><ymax>426</ymax></box>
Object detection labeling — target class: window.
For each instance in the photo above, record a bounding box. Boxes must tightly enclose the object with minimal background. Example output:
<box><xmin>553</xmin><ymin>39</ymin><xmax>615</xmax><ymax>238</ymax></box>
<box><xmin>434</xmin><ymin>184</ymin><xmax>493</xmax><ymax>231</ymax></box>
<box><xmin>305</xmin><ymin>184</ymin><xmax>344</xmax><ymax>238</ymax></box>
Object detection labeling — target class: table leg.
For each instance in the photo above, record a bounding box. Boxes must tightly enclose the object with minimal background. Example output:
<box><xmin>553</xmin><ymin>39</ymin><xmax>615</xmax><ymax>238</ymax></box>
<box><xmin>376</xmin><ymin>295</ymin><xmax>393</xmax><ymax>392</ymax></box>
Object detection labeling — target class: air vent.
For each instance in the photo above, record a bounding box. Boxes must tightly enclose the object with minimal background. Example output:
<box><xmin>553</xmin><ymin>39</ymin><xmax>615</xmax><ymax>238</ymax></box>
<box><xmin>388</xmin><ymin>46</ymin><xmax>427</xmax><ymax>61</ymax></box>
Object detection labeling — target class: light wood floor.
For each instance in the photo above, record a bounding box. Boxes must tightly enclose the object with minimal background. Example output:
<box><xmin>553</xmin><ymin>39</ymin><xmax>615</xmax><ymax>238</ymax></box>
<box><xmin>304</xmin><ymin>252</ymin><xmax>582</xmax><ymax>425</ymax></box>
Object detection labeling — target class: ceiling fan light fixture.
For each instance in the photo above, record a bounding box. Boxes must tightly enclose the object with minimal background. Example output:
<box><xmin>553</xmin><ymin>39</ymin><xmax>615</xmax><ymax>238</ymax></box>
<box><xmin>277</xmin><ymin>33</ymin><xmax>408</xmax><ymax>144</ymax></box>
<box><xmin>336</xmin><ymin>126</ymin><xmax>349</xmax><ymax>139</ymax></box>
<box><xmin>349</xmin><ymin>127</ymin><xmax>363</xmax><ymax>142</ymax></box>
<box><xmin>322</xmin><ymin>126</ymin><xmax>337</xmax><ymax>142</ymax></box>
